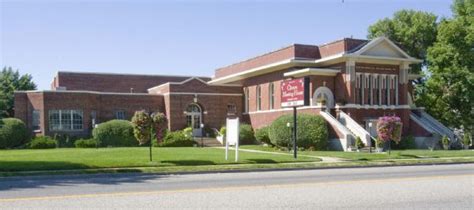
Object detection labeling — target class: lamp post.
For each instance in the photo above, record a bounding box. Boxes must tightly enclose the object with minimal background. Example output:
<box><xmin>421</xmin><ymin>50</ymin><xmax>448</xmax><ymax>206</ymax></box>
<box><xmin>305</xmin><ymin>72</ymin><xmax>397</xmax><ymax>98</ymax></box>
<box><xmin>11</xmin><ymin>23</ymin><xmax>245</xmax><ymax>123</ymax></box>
<box><xmin>286</xmin><ymin>122</ymin><xmax>292</xmax><ymax>152</ymax></box>
<box><xmin>368</xmin><ymin>122</ymin><xmax>372</xmax><ymax>153</ymax></box>
<box><xmin>200</xmin><ymin>123</ymin><xmax>205</xmax><ymax>148</ymax></box>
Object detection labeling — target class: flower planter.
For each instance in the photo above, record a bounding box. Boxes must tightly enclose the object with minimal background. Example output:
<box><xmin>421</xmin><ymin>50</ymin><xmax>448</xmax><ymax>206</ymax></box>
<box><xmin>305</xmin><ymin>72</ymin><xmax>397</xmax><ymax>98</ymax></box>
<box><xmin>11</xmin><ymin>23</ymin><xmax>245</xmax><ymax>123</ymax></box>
<box><xmin>376</xmin><ymin>147</ymin><xmax>384</xmax><ymax>153</ymax></box>
<box><xmin>443</xmin><ymin>145</ymin><xmax>449</xmax><ymax>150</ymax></box>
<box><xmin>464</xmin><ymin>145</ymin><xmax>470</xmax><ymax>150</ymax></box>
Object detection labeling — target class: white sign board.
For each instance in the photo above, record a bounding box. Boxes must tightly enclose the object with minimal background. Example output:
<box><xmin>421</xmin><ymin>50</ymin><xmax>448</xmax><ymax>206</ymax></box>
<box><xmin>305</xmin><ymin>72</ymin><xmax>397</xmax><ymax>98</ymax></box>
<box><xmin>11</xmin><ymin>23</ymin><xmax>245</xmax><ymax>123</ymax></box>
<box><xmin>225</xmin><ymin>117</ymin><xmax>239</xmax><ymax>162</ymax></box>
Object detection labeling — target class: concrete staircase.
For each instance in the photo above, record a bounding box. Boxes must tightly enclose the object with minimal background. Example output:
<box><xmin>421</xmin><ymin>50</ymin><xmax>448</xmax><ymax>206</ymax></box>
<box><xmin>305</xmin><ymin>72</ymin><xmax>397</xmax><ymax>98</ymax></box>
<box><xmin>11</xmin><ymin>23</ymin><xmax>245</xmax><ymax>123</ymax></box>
<box><xmin>194</xmin><ymin>137</ymin><xmax>223</xmax><ymax>147</ymax></box>
<box><xmin>410</xmin><ymin>109</ymin><xmax>458</xmax><ymax>142</ymax></box>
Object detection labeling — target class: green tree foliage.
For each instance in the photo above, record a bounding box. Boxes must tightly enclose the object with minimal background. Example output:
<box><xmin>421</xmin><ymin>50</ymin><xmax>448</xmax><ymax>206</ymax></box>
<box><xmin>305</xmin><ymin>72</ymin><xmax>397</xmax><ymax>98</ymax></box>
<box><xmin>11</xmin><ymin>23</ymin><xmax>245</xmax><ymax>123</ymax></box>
<box><xmin>131</xmin><ymin>111</ymin><xmax>153</xmax><ymax>145</ymax></box>
<box><xmin>417</xmin><ymin>0</ymin><xmax>474</xmax><ymax>131</ymax></box>
<box><xmin>0</xmin><ymin>67</ymin><xmax>37</xmax><ymax>117</ymax></box>
<box><xmin>367</xmin><ymin>10</ymin><xmax>438</xmax><ymax>75</ymax></box>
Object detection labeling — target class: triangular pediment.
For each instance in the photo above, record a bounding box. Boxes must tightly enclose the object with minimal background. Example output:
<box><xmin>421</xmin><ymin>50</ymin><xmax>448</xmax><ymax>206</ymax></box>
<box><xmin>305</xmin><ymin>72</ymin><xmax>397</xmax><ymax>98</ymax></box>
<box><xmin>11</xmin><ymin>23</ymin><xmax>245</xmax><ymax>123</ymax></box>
<box><xmin>354</xmin><ymin>37</ymin><xmax>412</xmax><ymax>59</ymax></box>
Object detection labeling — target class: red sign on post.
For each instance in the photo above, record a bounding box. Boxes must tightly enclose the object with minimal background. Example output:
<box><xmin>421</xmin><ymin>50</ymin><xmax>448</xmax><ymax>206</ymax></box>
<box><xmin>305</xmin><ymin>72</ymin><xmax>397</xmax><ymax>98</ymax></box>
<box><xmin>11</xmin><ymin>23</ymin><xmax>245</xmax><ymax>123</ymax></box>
<box><xmin>281</xmin><ymin>77</ymin><xmax>310</xmax><ymax>107</ymax></box>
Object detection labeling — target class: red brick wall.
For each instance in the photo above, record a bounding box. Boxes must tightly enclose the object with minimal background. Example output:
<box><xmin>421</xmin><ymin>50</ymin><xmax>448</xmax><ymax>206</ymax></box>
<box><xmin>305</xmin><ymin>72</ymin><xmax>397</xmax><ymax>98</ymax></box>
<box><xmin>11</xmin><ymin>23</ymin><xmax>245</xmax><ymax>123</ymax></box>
<box><xmin>409</xmin><ymin>118</ymin><xmax>433</xmax><ymax>137</ymax></box>
<box><xmin>52</xmin><ymin>72</ymin><xmax>208</xmax><ymax>93</ymax></box>
<box><xmin>215</xmin><ymin>44</ymin><xmax>321</xmax><ymax>79</ymax></box>
<box><xmin>167</xmin><ymin>94</ymin><xmax>243</xmax><ymax>131</ymax></box>
<box><xmin>16</xmin><ymin>91</ymin><xmax>165</xmax><ymax>137</ymax></box>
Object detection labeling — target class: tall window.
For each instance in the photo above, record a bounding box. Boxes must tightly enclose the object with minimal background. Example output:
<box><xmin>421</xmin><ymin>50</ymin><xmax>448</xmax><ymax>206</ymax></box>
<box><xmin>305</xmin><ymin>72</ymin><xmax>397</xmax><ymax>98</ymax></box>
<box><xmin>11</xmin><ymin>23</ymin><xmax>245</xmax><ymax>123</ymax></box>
<box><xmin>269</xmin><ymin>83</ymin><xmax>275</xmax><ymax>110</ymax></box>
<box><xmin>244</xmin><ymin>87</ymin><xmax>249</xmax><ymax>113</ymax></box>
<box><xmin>115</xmin><ymin>110</ymin><xmax>126</xmax><ymax>120</ymax></box>
<box><xmin>256</xmin><ymin>85</ymin><xmax>262</xmax><ymax>111</ymax></box>
<box><xmin>367</xmin><ymin>75</ymin><xmax>372</xmax><ymax>105</ymax></box>
<box><xmin>357</xmin><ymin>74</ymin><xmax>363</xmax><ymax>105</ymax></box>
<box><xmin>385</xmin><ymin>76</ymin><xmax>390</xmax><ymax>105</ymax></box>
<box><xmin>374</xmin><ymin>77</ymin><xmax>379</xmax><ymax>105</ymax></box>
<box><xmin>49</xmin><ymin>110</ymin><xmax>83</xmax><ymax>131</ymax></box>
<box><xmin>32</xmin><ymin>110</ymin><xmax>40</xmax><ymax>131</ymax></box>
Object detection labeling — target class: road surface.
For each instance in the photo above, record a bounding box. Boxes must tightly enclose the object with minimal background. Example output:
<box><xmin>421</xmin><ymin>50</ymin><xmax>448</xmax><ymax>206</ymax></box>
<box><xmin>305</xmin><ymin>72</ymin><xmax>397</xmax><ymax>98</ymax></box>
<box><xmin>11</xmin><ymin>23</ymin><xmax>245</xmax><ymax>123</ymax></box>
<box><xmin>1</xmin><ymin>164</ymin><xmax>473</xmax><ymax>209</ymax></box>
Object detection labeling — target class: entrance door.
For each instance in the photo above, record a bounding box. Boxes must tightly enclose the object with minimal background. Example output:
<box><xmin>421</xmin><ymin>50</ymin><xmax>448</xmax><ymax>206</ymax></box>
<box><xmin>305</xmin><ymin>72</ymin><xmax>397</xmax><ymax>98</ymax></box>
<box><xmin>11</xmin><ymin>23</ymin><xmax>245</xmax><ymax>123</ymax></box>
<box><xmin>186</xmin><ymin>104</ymin><xmax>202</xmax><ymax>137</ymax></box>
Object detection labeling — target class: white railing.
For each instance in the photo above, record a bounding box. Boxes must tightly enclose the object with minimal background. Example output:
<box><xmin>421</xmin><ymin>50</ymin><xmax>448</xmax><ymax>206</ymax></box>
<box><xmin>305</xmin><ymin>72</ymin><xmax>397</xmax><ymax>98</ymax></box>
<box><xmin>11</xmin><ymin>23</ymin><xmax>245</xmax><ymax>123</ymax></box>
<box><xmin>419</xmin><ymin>110</ymin><xmax>455</xmax><ymax>140</ymax></box>
<box><xmin>319</xmin><ymin>111</ymin><xmax>354</xmax><ymax>151</ymax></box>
<box><xmin>337</xmin><ymin>111</ymin><xmax>373</xmax><ymax>147</ymax></box>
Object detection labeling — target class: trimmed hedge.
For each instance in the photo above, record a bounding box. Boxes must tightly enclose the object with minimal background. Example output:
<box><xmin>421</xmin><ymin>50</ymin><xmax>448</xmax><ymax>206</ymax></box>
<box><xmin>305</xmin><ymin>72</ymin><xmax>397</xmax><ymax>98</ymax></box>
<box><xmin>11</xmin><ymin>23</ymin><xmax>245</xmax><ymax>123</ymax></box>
<box><xmin>29</xmin><ymin>136</ymin><xmax>57</xmax><ymax>149</ymax></box>
<box><xmin>255</xmin><ymin>126</ymin><xmax>271</xmax><ymax>145</ymax></box>
<box><xmin>157</xmin><ymin>131</ymin><xmax>196</xmax><ymax>147</ymax></box>
<box><xmin>239</xmin><ymin>124</ymin><xmax>256</xmax><ymax>145</ymax></box>
<box><xmin>0</xmin><ymin>118</ymin><xmax>29</xmax><ymax>149</ymax></box>
<box><xmin>74</xmin><ymin>139</ymin><xmax>98</xmax><ymax>148</ymax></box>
<box><xmin>268</xmin><ymin>114</ymin><xmax>328</xmax><ymax>149</ymax></box>
<box><xmin>92</xmin><ymin>120</ymin><xmax>137</xmax><ymax>147</ymax></box>
<box><xmin>219</xmin><ymin>124</ymin><xmax>256</xmax><ymax>145</ymax></box>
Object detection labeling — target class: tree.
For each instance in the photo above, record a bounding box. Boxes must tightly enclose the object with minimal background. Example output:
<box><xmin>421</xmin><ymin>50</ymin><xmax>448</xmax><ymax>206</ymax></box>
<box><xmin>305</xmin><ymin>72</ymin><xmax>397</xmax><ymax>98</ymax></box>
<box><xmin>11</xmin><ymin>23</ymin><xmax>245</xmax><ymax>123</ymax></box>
<box><xmin>367</xmin><ymin>10</ymin><xmax>438</xmax><ymax>75</ymax></box>
<box><xmin>417</xmin><ymin>0</ymin><xmax>474</xmax><ymax>131</ymax></box>
<box><xmin>151</xmin><ymin>112</ymin><xmax>167</xmax><ymax>144</ymax></box>
<box><xmin>131</xmin><ymin>110</ymin><xmax>154</xmax><ymax>161</ymax></box>
<box><xmin>0</xmin><ymin>67</ymin><xmax>37</xmax><ymax>117</ymax></box>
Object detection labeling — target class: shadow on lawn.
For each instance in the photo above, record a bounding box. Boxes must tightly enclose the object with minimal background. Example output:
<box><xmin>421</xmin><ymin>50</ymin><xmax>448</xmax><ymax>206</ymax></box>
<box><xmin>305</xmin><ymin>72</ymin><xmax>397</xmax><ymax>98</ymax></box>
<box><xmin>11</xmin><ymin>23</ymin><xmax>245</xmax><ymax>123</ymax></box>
<box><xmin>246</xmin><ymin>159</ymin><xmax>278</xmax><ymax>164</ymax></box>
<box><xmin>0</xmin><ymin>161</ymin><xmax>170</xmax><ymax>191</ymax></box>
<box><xmin>161</xmin><ymin>160</ymin><xmax>216</xmax><ymax>166</ymax></box>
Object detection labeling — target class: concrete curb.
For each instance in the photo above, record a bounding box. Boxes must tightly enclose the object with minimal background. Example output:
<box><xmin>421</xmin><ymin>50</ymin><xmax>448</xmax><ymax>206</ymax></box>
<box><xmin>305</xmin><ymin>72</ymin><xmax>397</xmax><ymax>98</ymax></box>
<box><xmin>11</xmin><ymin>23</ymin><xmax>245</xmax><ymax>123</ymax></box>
<box><xmin>1</xmin><ymin>159</ymin><xmax>473</xmax><ymax>179</ymax></box>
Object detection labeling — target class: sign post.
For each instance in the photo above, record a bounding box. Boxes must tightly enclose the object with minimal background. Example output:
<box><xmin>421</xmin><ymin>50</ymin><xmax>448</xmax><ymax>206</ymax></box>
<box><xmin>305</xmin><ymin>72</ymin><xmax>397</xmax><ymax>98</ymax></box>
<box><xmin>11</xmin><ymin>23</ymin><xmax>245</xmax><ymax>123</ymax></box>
<box><xmin>281</xmin><ymin>77</ymin><xmax>310</xmax><ymax>159</ymax></box>
<box><xmin>225</xmin><ymin>117</ymin><xmax>239</xmax><ymax>162</ymax></box>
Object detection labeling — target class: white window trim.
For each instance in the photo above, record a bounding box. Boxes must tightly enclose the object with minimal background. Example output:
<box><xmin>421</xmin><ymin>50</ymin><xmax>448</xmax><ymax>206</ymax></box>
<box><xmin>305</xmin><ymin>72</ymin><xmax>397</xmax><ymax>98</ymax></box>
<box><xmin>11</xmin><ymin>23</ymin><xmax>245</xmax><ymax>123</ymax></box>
<box><xmin>49</xmin><ymin>110</ymin><xmax>83</xmax><ymax>131</ymax></box>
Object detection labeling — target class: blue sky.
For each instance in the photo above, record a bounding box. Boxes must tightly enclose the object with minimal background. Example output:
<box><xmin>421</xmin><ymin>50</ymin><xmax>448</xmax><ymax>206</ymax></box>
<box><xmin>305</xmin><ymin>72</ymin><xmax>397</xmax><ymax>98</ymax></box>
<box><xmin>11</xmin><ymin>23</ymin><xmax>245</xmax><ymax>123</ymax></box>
<box><xmin>1</xmin><ymin>0</ymin><xmax>452</xmax><ymax>90</ymax></box>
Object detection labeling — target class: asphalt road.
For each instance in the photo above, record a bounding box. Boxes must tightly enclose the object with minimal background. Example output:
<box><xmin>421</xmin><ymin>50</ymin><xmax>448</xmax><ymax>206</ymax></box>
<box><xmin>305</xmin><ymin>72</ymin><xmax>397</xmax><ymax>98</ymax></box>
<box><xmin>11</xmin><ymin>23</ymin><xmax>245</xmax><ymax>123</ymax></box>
<box><xmin>1</xmin><ymin>164</ymin><xmax>473</xmax><ymax>209</ymax></box>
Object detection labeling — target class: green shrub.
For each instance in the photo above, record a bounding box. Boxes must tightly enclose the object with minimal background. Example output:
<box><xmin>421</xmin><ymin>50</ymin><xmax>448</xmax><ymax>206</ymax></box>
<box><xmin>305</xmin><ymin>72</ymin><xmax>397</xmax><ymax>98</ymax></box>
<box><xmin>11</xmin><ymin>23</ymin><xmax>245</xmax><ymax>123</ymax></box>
<box><xmin>441</xmin><ymin>136</ymin><xmax>450</xmax><ymax>146</ymax></box>
<box><xmin>182</xmin><ymin>127</ymin><xmax>193</xmax><ymax>138</ymax></box>
<box><xmin>157</xmin><ymin>131</ymin><xmax>195</xmax><ymax>147</ymax></box>
<box><xmin>29</xmin><ymin>136</ymin><xmax>57</xmax><ymax>149</ymax></box>
<box><xmin>0</xmin><ymin>118</ymin><xmax>29</xmax><ymax>149</ymax></box>
<box><xmin>396</xmin><ymin>135</ymin><xmax>416</xmax><ymax>149</ymax></box>
<box><xmin>355</xmin><ymin>137</ymin><xmax>365</xmax><ymax>149</ymax></box>
<box><xmin>219</xmin><ymin>126</ymin><xmax>226</xmax><ymax>136</ymax></box>
<box><xmin>53</xmin><ymin>133</ymin><xmax>78</xmax><ymax>148</ymax></box>
<box><xmin>74</xmin><ymin>139</ymin><xmax>98</xmax><ymax>148</ymax></box>
<box><xmin>239</xmin><ymin>123</ymin><xmax>256</xmax><ymax>145</ymax></box>
<box><xmin>255</xmin><ymin>126</ymin><xmax>271</xmax><ymax>145</ymax></box>
<box><xmin>268</xmin><ymin>114</ymin><xmax>328</xmax><ymax>149</ymax></box>
<box><xmin>463</xmin><ymin>133</ymin><xmax>471</xmax><ymax>146</ymax></box>
<box><xmin>92</xmin><ymin>120</ymin><xmax>137</xmax><ymax>147</ymax></box>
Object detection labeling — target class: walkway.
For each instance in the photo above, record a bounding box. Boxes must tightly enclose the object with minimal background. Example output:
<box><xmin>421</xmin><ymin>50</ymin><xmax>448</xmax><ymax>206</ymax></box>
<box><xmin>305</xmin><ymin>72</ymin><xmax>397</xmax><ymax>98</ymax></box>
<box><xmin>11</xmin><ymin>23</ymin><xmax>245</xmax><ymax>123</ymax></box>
<box><xmin>215</xmin><ymin>147</ymin><xmax>345</xmax><ymax>163</ymax></box>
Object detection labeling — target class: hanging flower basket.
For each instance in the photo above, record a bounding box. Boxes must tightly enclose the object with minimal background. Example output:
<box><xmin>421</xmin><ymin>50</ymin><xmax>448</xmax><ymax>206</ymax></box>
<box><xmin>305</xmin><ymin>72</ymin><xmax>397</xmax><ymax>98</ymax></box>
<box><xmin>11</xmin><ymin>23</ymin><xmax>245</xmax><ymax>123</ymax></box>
<box><xmin>376</xmin><ymin>115</ymin><xmax>403</xmax><ymax>153</ymax></box>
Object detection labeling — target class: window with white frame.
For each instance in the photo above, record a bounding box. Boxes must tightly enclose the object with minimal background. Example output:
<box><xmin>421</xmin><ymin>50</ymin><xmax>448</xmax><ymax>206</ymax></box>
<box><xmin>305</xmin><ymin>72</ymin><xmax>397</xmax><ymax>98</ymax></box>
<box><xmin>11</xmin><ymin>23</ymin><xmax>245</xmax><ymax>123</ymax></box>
<box><xmin>269</xmin><ymin>83</ymin><xmax>275</xmax><ymax>110</ymax></box>
<box><xmin>49</xmin><ymin>110</ymin><xmax>83</xmax><ymax>131</ymax></box>
<box><xmin>32</xmin><ymin>110</ymin><xmax>40</xmax><ymax>131</ymax></box>
<box><xmin>115</xmin><ymin>110</ymin><xmax>126</xmax><ymax>120</ymax></box>
<box><xmin>256</xmin><ymin>85</ymin><xmax>262</xmax><ymax>111</ymax></box>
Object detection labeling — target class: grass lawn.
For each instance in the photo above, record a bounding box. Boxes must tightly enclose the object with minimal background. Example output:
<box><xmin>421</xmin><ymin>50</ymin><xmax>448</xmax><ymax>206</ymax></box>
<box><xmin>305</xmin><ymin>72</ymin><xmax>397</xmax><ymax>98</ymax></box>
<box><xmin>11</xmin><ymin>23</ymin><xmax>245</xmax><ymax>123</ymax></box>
<box><xmin>0</xmin><ymin>147</ymin><xmax>319</xmax><ymax>172</ymax></box>
<box><xmin>241</xmin><ymin>145</ymin><xmax>474</xmax><ymax>161</ymax></box>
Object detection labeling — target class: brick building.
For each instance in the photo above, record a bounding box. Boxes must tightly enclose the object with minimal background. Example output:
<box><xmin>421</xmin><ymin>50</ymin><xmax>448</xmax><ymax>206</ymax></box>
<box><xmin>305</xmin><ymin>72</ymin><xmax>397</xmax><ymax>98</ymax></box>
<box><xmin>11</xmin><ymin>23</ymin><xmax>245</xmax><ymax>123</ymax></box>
<box><xmin>15</xmin><ymin>36</ymin><xmax>455</xmax><ymax>150</ymax></box>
